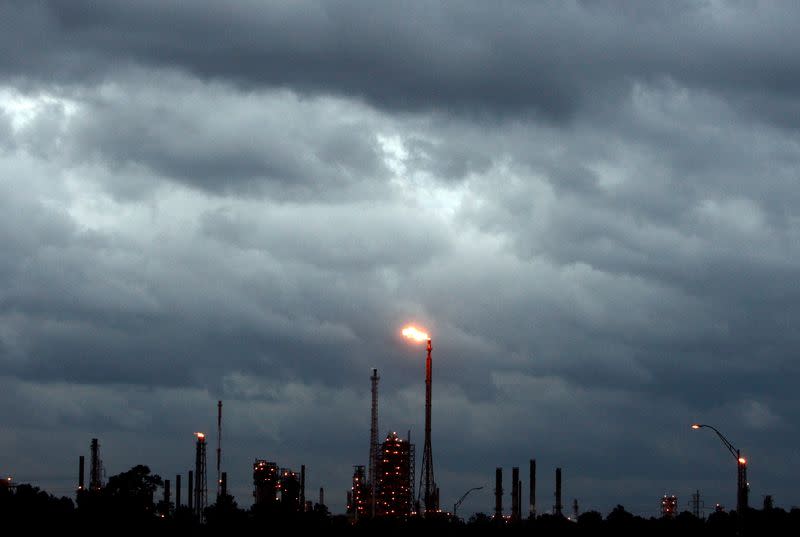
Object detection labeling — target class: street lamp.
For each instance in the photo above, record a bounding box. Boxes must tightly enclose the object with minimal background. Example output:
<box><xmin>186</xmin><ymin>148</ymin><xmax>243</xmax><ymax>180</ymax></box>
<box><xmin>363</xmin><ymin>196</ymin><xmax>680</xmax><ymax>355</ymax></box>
<box><xmin>691</xmin><ymin>423</ymin><xmax>748</xmax><ymax>513</ymax></box>
<box><xmin>453</xmin><ymin>486</ymin><xmax>484</xmax><ymax>520</ymax></box>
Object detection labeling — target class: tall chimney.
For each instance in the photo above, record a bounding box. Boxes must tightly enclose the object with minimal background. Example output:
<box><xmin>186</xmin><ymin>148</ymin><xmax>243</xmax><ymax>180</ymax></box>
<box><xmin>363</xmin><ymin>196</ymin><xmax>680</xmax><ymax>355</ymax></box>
<box><xmin>164</xmin><ymin>479</ymin><xmax>171</xmax><ymax>514</ymax></box>
<box><xmin>554</xmin><ymin>468</ymin><xmax>563</xmax><ymax>517</ymax></box>
<box><xmin>176</xmin><ymin>474</ymin><xmax>182</xmax><ymax>508</ymax></box>
<box><xmin>517</xmin><ymin>480</ymin><xmax>523</xmax><ymax>520</ymax></box>
<box><xmin>188</xmin><ymin>470</ymin><xmax>194</xmax><ymax>513</ymax></box>
<box><xmin>511</xmin><ymin>467</ymin><xmax>520</xmax><ymax>522</ymax></box>
<box><xmin>300</xmin><ymin>465</ymin><xmax>306</xmax><ymax>510</ymax></box>
<box><xmin>221</xmin><ymin>472</ymin><xmax>227</xmax><ymax>498</ymax></box>
<box><xmin>89</xmin><ymin>438</ymin><xmax>102</xmax><ymax>491</ymax></box>
<box><xmin>369</xmin><ymin>368</ymin><xmax>379</xmax><ymax>518</ymax></box>
<box><xmin>320</xmin><ymin>487</ymin><xmax>325</xmax><ymax>507</ymax></box>
<box><xmin>78</xmin><ymin>455</ymin><xmax>85</xmax><ymax>492</ymax></box>
<box><xmin>217</xmin><ymin>401</ymin><xmax>222</xmax><ymax>500</ymax></box>
<box><xmin>495</xmin><ymin>467</ymin><xmax>503</xmax><ymax>519</ymax></box>
<box><xmin>529</xmin><ymin>459</ymin><xmax>536</xmax><ymax>518</ymax></box>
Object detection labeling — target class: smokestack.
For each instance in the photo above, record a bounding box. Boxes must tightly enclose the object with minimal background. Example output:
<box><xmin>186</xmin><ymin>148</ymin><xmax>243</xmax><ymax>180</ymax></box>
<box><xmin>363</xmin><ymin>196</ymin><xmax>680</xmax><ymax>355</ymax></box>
<box><xmin>495</xmin><ymin>467</ymin><xmax>503</xmax><ymax>519</ymax></box>
<box><xmin>554</xmin><ymin>468</ymin><xmax>563</xmax><ymax>517</ymax></box>
<box><xmin>511</xmin><ymin>467</ymin><xmax>519</xmax><ymax>522</ymax></box>
<box><xmin>194</xmin><ymin>434</ymin><xmax>207</xmax><ymax>520</ymax></box>
<box><xmin>518</xmin><ymin>480</ymin><xmax>523</xmax><ymax>520</ymax></box>
<box><xmin>320</xmin><ymin>487</ymin><xmax>324</xmax><ymax>507</ymax></box>
<box><xmin>301</xmin><ymin>464</ymin><xmax>306</xmax><ymax>510</ymax></box>
<box><xmin>217</xmin><ymin>401</ymin><xmax>222</xmax><ymax>500</ymax></box>
<box><xmin>188</xmin><ymin>470</ymin><xmax>194</xmax><ymax>513</ymax></box>
<box><xmin>89</xmin><ymin>438</ymin><xmax>103</xmax><ymax>491</ymax></box>
<box><xmin>176</xmin><ymin>474</ymin><xmax>181</xmax><ymax>508</ymax></box>
<box><xmin>369</xmin><ymin>368</ymin><xmax>379</xmax><ymax>518</ymax></box>
<box><xmin>78</xmin><ymin>455</ymin><xmax>85</xmax><ymax>492</ymax></box>
<box><xmin>573</xmin><ymin>498</ymin><xmax>579</xmax><ymax>520</ymax></box>
<box><xmin>164</xmin><ymin>479</ymin><xmax>171</xmax><ymax>514</ymax></box>
<box><xmin>529</xmin><ymin>459</ymin><xmax>536</xmax><ymax>518</ymax></box>
<box><xmin>421</xmin><ymin>338</ymin><xmax>437</xmax><ymax>514</ymax></box>
<box><xmin>221</xmin><ymin>472</ymin><xmax>227</xmax><ymax>498</ymax></box>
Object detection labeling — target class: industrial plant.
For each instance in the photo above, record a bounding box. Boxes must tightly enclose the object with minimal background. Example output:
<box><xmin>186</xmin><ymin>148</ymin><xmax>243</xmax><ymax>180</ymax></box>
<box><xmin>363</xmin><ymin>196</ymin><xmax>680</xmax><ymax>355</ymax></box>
<box><xmin>1</xmin><ymin>325</ymin><xmax>787</xmax><ymax>536</ymax></box>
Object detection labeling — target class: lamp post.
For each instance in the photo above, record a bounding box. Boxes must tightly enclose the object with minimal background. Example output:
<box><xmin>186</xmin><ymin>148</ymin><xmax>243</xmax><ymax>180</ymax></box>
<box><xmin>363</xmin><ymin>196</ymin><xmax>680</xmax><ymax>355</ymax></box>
<box><xmin>691</xmin><ymin>424</ymin><xmax>748</xmax><ymax>514</ymax></box>
<box><xmin>453</xmin><ymin>486</ymin><xmax>484</xmax><ymax>520</ymax></box>
<box><xmin>402</xmin><ymin>325</ymin><xmax>438</xmax><ymax>515</ymax></box>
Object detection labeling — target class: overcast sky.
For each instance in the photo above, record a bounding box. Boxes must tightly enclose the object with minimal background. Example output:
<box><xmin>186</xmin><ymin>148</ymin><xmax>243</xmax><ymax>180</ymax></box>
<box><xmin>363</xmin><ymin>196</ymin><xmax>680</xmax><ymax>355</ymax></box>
<box><xmin>2</xmin><ymin>0</ymin><xmax>800</xmax><ymax>518</ymax></box>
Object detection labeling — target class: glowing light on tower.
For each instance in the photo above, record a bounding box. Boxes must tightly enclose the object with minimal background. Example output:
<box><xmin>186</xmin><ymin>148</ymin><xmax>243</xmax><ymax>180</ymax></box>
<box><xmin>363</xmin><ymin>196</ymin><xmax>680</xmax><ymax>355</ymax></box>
<box><xmin>402</xmin><ymin>326</ymin><xmax>430</xmax><ymax>342</ymax></box>
<box><xmin>401</xmin><ymin>324</ymin><xmax>438</xmax><ymax>515</ymax></box>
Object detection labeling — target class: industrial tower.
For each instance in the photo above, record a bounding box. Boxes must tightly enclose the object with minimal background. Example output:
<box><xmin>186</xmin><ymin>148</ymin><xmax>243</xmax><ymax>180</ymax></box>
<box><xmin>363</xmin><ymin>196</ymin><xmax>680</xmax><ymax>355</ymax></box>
<box><xmin>349</xmin><ymin>465</ymin><xmax>368</xmax><ymax>520</ymax></box>
<box><xmin>368</xmin><ymin>368</ymin><xmax>379</xmax><ymax>517</ymax></box>
<box><xmin>420</xmin><ymin>337</ymin><xmax>438</xmax><ymax>514</ymax></box>
<box><xmin>216</xmin><ymin>401</ymin><xmax>222</xmax><ymax>500</ymax></box>
<box><xmin>89</xmin><ymin>438</ymin><xmax>104</xmax><ymax>492</ymax></box>
<box><xmin>375</xmin><ymin>431</ymin><xmax>415</xmax><ymax>516</ymax></box>
<box><xmin>194</xmin><ymin>433</ymin><xmax>207</xmax><ymax>520</ymax></box>
<box><xmin>529</xmin><ymin>459</ymin><xmax>536</xmax><ymax>518</ymax></box>
<box><xmin>554</xmin><ymin>468</ymin><xmax>563</xmax><ymax>517</ymax></box>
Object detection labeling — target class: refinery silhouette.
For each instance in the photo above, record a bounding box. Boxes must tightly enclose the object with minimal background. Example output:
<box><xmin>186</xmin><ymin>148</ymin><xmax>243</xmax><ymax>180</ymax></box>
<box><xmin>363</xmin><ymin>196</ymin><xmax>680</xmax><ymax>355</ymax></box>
<box><xmin>2</xmin><ymin>326</ymin><xmax>798</xmax><ymax>535</ymax></box>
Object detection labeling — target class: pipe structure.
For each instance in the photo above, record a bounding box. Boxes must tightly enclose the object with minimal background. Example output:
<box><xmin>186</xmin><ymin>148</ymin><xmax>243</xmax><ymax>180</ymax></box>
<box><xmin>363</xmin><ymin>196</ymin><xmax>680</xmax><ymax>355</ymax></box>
<box><xmin>176</xmin><ymin>474</ymin><xmax>181</xmax><ymax>509</ymax></box>
<box><xmin>555</xmin><ymin>468</ymin><xmax>563</xmax><ymax>517</ymax></box>
<box><xmin>78</xmin><ymin>456</ymin><xmax>85</xmax><ymax>492</ymax></box>
<box><xmin>188</xmin><ymin>470</ymin><xmax>194</xmax><ymax>513</ymax></box>
<box><xmin>221</xmin><ymin>472</ymin><xmax>227</xmax><ymax>498</ymax></box>
<box><xmin>301</xmin><ymin>465</ymin><xmax>306</xmax><ymax>510</ymax></box>
<box><xmin>217</xmin><ymin>401</ymin><xmax>222</xmax><ymax>500</ymax></box>
<box><xmin>164</xmin><ymin>479</ymin><xmax>171</xmax><ymax>515</ymax></box>
<box><xmin>494</xmin><ymin>467</ymin><xmax>503</xmax><ymax>520</ymax></box>
<box><xmin>194</xmin><ymin>433</ymin><xmax>207</xmax><ymax>520</ymax></box>
<box><xmin>529</xmin><ymin>459</ymin><xmax>536</xmax><ymax>518</ymax></box>
<box><xmin>89</xmin><ymin>438</ymin><xmax>103</xmax><ymax>492</ymax></box>
<box><xmin>369</xmin><ymin>368</ymin><xmax>379</xmax><ymax>518</ymax></box>
<box><xmin>511</xmin><ymin>467</ymin><xmax>520</xmax><ymax>522</ymax></box>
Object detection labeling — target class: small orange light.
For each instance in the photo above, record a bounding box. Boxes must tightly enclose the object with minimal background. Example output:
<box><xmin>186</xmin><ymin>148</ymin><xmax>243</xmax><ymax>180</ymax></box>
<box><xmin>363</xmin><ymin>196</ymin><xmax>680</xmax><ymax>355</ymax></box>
<box><xmin>738</xmin><ymin>457</ymin><xmax>746</xmax><ymax>465</ymax></box>
<box><xmin>691</xmin><ymin>424</ymin><xmax>701</xmax><ymax>429</ymax></box>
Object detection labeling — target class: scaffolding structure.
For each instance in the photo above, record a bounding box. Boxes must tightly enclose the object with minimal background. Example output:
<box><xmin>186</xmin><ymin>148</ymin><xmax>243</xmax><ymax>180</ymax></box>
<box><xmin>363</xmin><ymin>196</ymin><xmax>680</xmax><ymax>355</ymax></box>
<box><xmin>349</xmin><ymin>465</ymin><xmax>368</xmax><ymax>520</ymax></box>
<box><xmin>375</xmin><ymin>431</ymin><xmax>415</xmax><ymax>517</ymax></box>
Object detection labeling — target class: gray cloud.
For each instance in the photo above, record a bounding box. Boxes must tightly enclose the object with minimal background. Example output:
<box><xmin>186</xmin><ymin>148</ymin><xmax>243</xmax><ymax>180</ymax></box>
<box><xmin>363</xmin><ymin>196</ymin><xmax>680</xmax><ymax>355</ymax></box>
<box><xmin>1</xmin><ymin>1</ymin><xmax>799</xmax><ymax>126</ymax></box>
<box><xmin>2</xmin><ymin>0</ymin><xmax>800</xmax><ymax>519</ymax></box>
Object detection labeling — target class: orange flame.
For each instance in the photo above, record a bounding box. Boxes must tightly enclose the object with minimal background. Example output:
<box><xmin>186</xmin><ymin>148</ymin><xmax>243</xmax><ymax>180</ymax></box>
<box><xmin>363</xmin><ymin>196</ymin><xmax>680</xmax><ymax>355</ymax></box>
<box><xmin>402</xmin><ymin>325</ymin><xmax>430</xmax><ymax>342</ymax></box>
<box><xmin>195</xmin><ymin>432</ymin><xmax>206</xmax><ymax>439</ymax></box>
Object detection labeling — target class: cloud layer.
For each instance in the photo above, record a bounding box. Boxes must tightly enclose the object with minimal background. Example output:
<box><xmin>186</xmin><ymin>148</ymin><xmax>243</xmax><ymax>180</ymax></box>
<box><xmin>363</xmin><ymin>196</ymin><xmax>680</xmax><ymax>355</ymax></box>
<box><xmin>2</xmin><ymin>0</ymin><xmax>800</xmax><ymax>517</ymax></box>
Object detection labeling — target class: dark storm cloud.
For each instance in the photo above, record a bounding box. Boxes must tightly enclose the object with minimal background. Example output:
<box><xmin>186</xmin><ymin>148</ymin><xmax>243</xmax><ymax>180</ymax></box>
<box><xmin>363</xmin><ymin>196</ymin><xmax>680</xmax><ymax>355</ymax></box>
<box><xmin>4</xmin><ymin>0</ymin><xmax>800</xmax><ymax>517</ymax></box>
<box><xmin>65</xmin><ymin>79</ymin><xmax>389</xmax><ymax>198</ymax></box>
<box><xmin>2</xmin><ymin>1</ymin><xmax>800</xmax><ymax>126</ymax></box>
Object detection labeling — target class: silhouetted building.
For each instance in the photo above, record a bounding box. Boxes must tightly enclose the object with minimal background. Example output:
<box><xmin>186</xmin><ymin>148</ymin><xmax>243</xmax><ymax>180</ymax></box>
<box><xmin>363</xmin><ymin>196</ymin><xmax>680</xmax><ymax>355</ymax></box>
<box><xmin>280</xmin><ymin>468</ymin><xmax>301</xmax><ymax>511</ymax></box>
<box><xmin>348</xmin><ymin>465</ymin><xmax>367</xmax><ymax>519</ymax></box>
<box><xmin>375</xmin><ymin>431</ymin><xmax>414</xmax><ymax>516</ymax></box>
<box><xmin>253</xmin><ymin>460</ymin><xmax>280</xmax><ymax>505</ymax></box>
